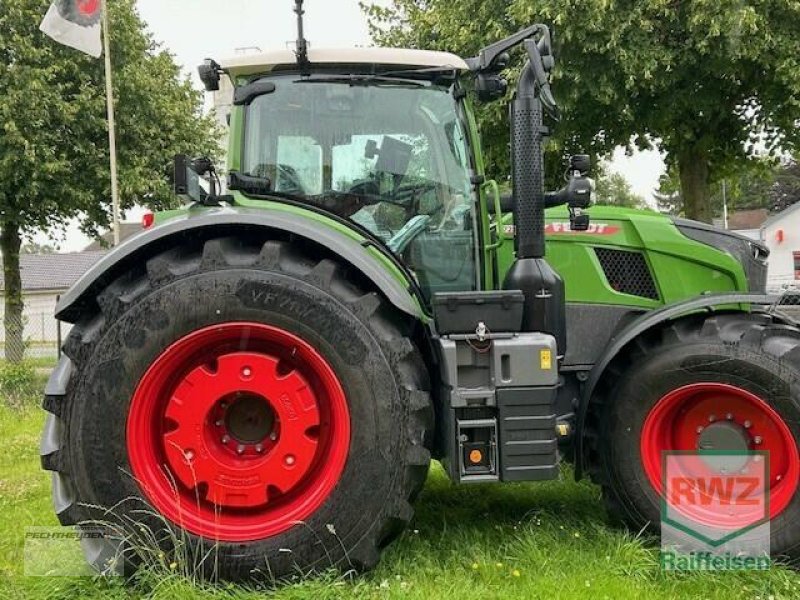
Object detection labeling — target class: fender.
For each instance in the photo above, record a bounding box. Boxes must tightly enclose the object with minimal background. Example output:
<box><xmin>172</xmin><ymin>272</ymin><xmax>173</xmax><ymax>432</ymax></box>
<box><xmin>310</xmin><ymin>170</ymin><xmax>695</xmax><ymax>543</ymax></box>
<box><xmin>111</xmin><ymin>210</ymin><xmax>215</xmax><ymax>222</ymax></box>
<box><xmin>56</xmin><ymin>206</ymin><xmax>425</xmax><ymax>323</ymax></box>
<box><xmin>574</xmin><ymin>292</ymin><xmax>794</xmax><ymax>480</ymax></box>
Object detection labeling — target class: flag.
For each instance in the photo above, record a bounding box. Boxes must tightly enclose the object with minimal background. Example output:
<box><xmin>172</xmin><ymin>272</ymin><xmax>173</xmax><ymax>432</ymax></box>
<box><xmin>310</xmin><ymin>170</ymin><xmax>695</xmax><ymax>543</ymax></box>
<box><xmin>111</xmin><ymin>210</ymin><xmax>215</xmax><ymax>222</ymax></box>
<box><xmin>40</xmin><ymin>0</ymin><xmax>103</xmax><ymax>58</ymax></box>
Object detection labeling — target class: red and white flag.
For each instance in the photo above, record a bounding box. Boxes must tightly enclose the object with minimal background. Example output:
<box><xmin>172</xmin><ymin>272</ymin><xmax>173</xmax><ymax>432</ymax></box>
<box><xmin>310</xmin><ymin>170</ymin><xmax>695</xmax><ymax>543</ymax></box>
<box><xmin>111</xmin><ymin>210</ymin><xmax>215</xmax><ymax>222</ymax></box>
<box><xmin>40</xmin><ymin>0</ymin><xmax>102</xmax><ymax>58</ymax></box>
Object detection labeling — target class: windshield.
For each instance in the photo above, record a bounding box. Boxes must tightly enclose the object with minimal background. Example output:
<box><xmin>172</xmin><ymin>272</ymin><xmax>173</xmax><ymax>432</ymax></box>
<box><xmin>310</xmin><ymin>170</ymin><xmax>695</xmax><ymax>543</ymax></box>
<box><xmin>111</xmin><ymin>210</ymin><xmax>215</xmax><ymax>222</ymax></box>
<box><xmin>241</xmin><ymin>75</ymin><xmax>478</xmax><ymax>299</ymax></box>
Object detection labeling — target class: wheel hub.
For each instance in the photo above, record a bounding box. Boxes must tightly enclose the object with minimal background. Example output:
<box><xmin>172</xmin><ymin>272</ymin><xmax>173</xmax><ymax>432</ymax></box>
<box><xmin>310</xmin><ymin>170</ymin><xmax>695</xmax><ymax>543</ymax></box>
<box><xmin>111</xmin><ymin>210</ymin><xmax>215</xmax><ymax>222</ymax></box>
<box><xmin>697</xmin><ymin>420</ymin><xmax>751</xmax><ymax>473</ymax></box>
<box><xmin>221</xmin><ymin>393</ymin><xmax>275</xmax><ymax>444</ymax></box>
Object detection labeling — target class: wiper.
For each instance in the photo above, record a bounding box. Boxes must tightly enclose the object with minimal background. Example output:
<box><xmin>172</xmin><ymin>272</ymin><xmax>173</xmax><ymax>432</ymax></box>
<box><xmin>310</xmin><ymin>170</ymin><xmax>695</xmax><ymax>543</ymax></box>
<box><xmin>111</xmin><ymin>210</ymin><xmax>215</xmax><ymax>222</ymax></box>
<box><xmin>376</xmin><ymin>66</ymin><xmax>458</xmax><ymax>78</ymax></box>
<box><xmin>294</xmin><ymin>74</ymin><xmax>427</xmax><ymax>88</ymax></box>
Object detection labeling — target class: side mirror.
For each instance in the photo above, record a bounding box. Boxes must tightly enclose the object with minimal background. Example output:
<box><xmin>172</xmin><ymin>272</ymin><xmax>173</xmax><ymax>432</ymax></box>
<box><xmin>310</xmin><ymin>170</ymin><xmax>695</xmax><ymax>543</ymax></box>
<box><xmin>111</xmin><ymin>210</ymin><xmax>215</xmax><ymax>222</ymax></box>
<box><xmin>233</xmin><ymin>80</ymin><xmax>277</xmax><ymax>106</ymax></box>
<box><xmin>198</xmin><ymin>59</ymin><xmax>222</xmax><ymax>92</ymax></box>
<box><xmin>173</xmin><ymin>154</ymin><xmax>224</xmax><ymax>205</ymax></box>
<box><xmin>569</xmin><ymin>154</ymin><xmax>591</xmax><ymax>176</ymax></box>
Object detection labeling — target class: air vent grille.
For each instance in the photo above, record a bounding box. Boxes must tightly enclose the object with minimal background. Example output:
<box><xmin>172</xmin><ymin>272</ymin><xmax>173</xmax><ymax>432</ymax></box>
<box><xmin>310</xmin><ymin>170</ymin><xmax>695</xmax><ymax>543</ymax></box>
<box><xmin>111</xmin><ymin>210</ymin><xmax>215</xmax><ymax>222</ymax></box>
<box><xmin>595</xmin><ymin>248</ymin><xmax>659</xmax><ymax>300</ymax></box>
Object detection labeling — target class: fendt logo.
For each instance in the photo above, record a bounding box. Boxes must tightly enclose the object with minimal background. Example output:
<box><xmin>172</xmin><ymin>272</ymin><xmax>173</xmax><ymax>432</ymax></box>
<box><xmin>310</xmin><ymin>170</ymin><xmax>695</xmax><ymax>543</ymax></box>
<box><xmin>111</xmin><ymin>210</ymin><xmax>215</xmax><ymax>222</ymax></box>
<box><xmin>545</xmin><ymin>222</ymin><xmax>621</xmax><ymax>235</ymax></box>
<box><xmin>660</xmin><ymin>451</ymin><xmax>770</xmax><ymax>570</ymax></box>
<box><xmin>501</xmin><ymin>223</ymin><xmax>621</xmax><ymax>236</ymax></box>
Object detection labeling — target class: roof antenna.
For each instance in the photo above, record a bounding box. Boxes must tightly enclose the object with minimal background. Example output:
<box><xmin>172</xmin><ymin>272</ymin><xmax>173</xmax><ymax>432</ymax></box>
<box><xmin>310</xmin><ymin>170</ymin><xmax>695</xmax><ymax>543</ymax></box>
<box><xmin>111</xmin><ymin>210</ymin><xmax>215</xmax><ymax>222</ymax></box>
<box><xmin>294</xmin><ymin>0</ymin><xmax>310</xmax><ymax>74</ymax></box>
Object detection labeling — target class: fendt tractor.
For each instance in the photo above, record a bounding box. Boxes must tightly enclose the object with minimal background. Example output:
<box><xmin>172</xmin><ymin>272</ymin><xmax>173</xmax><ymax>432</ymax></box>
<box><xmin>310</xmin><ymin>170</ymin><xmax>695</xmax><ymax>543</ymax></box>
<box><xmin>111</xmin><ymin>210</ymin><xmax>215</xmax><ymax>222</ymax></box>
<box><xmin>41</xmin><ymin>2</ymin><xmax>800</xmax><ymax>581</ymax></box>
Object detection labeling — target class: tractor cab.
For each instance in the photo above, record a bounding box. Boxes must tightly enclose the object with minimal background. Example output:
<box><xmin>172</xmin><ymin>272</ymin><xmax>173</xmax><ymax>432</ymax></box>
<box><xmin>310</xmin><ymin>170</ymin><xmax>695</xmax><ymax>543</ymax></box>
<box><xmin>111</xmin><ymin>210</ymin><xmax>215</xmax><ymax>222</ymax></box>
<box><xmin>219</xmin><ymin>49</ymin><xmax>480</xmax><ymax>300</ymax></box>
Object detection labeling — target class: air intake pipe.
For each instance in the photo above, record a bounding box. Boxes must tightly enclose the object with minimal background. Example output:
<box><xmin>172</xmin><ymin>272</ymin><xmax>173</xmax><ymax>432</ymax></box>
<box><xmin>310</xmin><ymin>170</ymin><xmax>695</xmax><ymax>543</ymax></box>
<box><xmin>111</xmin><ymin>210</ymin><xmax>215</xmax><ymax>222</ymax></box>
<box><xmin>503</xmin><ymin>59</ymin><xmax>567</xmax><ymax>354</ymax></box>
<box><xmin>511</xmin><ymin>65</ymin><xmax>546</xmax><ymax>259</ymax></box>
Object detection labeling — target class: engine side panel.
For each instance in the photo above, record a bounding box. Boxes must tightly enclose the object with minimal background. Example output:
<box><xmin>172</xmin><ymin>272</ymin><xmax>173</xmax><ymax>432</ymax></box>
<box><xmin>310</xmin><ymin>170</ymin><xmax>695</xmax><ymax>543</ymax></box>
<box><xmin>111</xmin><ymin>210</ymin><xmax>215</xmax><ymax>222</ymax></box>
<box><xmin>496</xmin><ymin>206</ymin><xmax>752</xmax><ymax>309</ymax></box>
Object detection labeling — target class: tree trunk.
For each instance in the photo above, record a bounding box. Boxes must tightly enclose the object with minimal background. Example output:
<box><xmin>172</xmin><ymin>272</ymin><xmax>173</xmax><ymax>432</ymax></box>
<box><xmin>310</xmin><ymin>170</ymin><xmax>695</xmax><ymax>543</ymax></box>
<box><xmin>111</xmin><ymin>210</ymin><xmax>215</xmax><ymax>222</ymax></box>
<box><xmin>678</xmin><ymin>146</ymin><xmax>712</xmax><ymax>223</ymax></box>
<box><xmin>1</xmin><ymin>221</ymin><xmax>24</xmax><ymax>362</ymax></box>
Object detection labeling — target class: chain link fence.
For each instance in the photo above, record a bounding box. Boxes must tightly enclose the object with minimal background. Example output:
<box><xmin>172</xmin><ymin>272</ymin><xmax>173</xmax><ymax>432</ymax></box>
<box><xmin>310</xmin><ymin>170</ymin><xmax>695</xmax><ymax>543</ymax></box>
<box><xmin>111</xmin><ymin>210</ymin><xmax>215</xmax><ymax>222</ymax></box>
<box><xmin>0</xmin><ymin>312</ymin><xmax>65</xmax><ymax>363</ymax></box>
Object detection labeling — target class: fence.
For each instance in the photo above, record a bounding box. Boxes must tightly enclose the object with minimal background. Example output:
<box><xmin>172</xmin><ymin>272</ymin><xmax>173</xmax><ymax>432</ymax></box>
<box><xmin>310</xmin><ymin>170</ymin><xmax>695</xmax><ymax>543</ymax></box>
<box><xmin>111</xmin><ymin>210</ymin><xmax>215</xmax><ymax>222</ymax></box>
<box><xmin>0</xmin><ymin>312</ymin><xmax>66</xmax><ymax>362</ymax></box>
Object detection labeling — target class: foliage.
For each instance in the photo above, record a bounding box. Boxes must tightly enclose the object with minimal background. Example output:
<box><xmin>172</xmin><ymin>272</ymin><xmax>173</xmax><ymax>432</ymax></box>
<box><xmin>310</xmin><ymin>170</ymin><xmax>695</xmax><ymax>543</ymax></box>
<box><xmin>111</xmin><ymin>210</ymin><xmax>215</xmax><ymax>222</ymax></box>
<box><xmin>363</xmin><ymin>0</ymin><xmax>800</xmax><ymax>223</ymax></box>
<box><xmin>0</xmin><ymin>360</ymin><xmax>40</xmax><ymax>408</ymax></box>
<box><xmin>594</xmin><ymin>171</ymin><xmax>646</xmax><ymax>209</ymax></box>
<box><xmin>656</xmin><ymin>157</ymin><xmax>800</xmax><ymax>217</ymax></box>
<box><xmin>769</xmin><ymin>158</ymin><xmax>800</xmax><ymax>213</ymax></box>
<box><xmin>0</xmin><ymin>0</ymin><xmax>219</xmax><ymax>360</ymax></box>
<box><xmin>20</xmin><ymin>242</ymin><xmax>55</xmax><ymax>254</ymax></box>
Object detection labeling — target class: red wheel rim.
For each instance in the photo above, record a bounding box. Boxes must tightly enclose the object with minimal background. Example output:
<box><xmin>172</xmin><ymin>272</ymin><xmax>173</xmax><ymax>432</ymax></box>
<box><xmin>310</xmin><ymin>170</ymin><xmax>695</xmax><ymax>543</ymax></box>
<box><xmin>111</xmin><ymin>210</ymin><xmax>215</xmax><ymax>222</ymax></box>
<box><xmin>641</xmin><ymin>382</ymin><xmax>799</xmax><ymax>519</ymax></box>
<box><xmin>127</xmin><ymin>322</ymin><xmax>350</xmax><ymax>541</ymax></box>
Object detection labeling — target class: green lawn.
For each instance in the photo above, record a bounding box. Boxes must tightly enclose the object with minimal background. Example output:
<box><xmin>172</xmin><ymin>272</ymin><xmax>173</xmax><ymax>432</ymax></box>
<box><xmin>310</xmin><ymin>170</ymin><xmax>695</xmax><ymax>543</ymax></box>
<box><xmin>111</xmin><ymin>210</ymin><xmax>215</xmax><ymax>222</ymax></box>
<box><xmin>1</xmin><ymin>400</ymin><xmax>799</xmax><ymax>599</ymax></box>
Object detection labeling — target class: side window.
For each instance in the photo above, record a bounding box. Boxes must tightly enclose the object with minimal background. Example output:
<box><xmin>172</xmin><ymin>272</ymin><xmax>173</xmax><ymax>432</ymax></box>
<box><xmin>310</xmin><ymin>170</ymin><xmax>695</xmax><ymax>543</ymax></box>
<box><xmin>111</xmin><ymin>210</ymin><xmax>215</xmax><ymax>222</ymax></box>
<box><xmin>275</xmin><ymin>136</ymin><xmax>322</xmax><ymax>194</ymax></box>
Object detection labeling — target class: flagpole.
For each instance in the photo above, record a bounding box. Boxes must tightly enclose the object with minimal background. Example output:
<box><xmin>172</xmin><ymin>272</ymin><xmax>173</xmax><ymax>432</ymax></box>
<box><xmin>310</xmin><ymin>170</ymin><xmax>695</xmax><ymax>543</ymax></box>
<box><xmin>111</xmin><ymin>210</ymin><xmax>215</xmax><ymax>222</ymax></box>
<box><xmin>101</xmin><ymin>0</ymin><xmax>121</xmax><ymax>246</ymax></box>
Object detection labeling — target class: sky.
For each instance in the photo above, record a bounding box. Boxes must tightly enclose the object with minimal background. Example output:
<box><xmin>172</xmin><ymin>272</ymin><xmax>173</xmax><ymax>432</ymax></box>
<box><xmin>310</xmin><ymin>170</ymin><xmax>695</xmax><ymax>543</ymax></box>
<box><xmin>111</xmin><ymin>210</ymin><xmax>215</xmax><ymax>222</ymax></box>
<box><xmin>43</xmin><ymin>0</ymin><xmax>665</xmax><ymax>251</ymax></box>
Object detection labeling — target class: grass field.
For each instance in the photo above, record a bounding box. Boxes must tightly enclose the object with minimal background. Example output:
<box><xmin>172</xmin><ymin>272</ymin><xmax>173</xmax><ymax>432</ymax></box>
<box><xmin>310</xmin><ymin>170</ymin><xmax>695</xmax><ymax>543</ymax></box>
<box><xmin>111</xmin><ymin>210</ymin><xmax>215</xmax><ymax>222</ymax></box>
<box><xmin>2</xmin><ymin>398</ymin><xmax>799</xmax><ymax>599</ymax></box>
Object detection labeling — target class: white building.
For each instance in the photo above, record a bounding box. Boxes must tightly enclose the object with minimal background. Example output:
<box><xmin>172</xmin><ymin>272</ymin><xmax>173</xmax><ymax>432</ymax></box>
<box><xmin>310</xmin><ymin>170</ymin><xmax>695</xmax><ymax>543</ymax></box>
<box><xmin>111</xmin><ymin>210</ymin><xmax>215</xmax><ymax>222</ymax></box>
<box><xmin>0</xmin><ymin>251</ymin><xmax>106</xmax><ymax>357</ymax></box>
<box><xmin>760</xmin><ymin>203</ymin><xmax>800</xmax><ymax>292</ymax></box>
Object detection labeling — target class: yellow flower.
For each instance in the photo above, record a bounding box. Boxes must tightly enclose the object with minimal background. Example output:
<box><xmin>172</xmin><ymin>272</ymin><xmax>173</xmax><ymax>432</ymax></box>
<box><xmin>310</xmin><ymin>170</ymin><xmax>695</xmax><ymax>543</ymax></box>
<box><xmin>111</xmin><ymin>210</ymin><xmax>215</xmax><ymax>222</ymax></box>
<box><xmin>471</xmin><ymin>563</ymin><xmax>479</xmax><ymax>570</ymax></box>
<box><xmin>495</xmin><ymin>562</ymin><xmax>503</xmax><ymax>568</ymax></box>
<box><xmin>512</xmin><ymin>569</ymin><xmax>521</xmax><ymax>578</ymax></box>
<box><xmin>169</xmin><ymin>562</ymin><xmax>177</xmax><ymax>570</ymax></box>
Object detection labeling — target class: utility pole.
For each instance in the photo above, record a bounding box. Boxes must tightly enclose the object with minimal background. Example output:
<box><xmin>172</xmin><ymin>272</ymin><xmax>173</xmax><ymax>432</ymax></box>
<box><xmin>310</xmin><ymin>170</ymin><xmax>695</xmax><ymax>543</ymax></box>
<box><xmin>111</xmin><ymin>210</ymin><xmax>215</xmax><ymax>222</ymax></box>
<box><xmin>102</xmin><ymin>0</ymin><xmax>121</xmax><ymax>246</ymax></box>
<box><xmin>722</xmin><ymin>179</ymin><xmax>728</xmax><ymax>230</ymax></box>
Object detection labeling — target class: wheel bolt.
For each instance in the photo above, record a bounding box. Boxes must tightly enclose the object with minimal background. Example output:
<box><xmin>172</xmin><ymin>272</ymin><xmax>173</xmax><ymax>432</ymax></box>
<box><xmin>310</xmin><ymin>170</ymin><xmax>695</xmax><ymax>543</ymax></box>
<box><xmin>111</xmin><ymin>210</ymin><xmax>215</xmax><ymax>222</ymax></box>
<box><xmin>726</xmin><ymin>413</ymin><xmax>733</xmax><ymax>420</ymax></box>
<box><xmin>777</xmin><ymin>474</ymin><xmax>783</xmax><ymax>482</ymax></box>
<box><xmin>255</xmin><ymin>444</ymin><xmax>264</xmax><ymax>453</ymax></box>
<box><xmin>242</xmin><ymin>367</ymin><xmax>252</xmax><ymax>378</ymax></box>
<box><xmin>708</xmin><ymin>414</ymin><xmax>716</xmax><ymax>422</ymax></box>
<box><xmin>744</xmin><ymin>420</ymin><xmax>752</xmax><ymax>428</ymax></box>
<box><xmin>269</xmin><ymin>432</ymin><xmax>277</xmax><ymax>441</ymax></box>
<box><xmin>185</xmin><ymin>450</ymin><xmax>194</xmax><ymax>461</ymax></box>
<box><xmin>236</xmin><ymin>444</ymin><xmax>245</xmax><ymax>455</ymax></box>
<box><xmin>696</xmin><ymin>426</ymin><xmax>704</xmax><ymax>434</ymax></box>
<box><xmin>754</xmin><ymin>436</ymin><xmax>763</xmax><ymax>445</ymax></box>
<box><xmin>215</xmin><ymin>420</ymin><xmax>223</xmax><ymax>427</ymax></box>
<box><xmin>221</xmin><ymin>434</ymin><xmax>230</xmax><ymax>444</ymax></box>
<box><xmin>220</xmin><ymin>402</ymin><xmax>228</xmax><ymax>410</ymax></box>
<box><xmin>285</xmin><ymin>455</ymin><xmax>295</xmax><ymax>466</ymax></box>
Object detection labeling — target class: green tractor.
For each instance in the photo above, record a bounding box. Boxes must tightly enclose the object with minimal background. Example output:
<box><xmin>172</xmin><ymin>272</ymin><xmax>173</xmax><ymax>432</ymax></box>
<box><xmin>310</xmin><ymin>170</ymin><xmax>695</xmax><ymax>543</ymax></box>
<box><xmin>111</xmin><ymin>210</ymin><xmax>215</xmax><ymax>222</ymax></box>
<box><xmin>41</xmin><ymin>5</ymin><xmax>799</xmax><ymax>581</ymax></box>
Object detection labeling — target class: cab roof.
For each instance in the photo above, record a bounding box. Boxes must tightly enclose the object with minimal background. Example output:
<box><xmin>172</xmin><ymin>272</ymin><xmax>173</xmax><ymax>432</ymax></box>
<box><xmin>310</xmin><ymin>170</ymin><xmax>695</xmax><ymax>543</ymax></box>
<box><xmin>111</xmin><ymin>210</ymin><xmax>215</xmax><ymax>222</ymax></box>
<box><xmin>222</xmin><ymin>47</ymin><xmax>470</xmax><ymax>78</ymax></box>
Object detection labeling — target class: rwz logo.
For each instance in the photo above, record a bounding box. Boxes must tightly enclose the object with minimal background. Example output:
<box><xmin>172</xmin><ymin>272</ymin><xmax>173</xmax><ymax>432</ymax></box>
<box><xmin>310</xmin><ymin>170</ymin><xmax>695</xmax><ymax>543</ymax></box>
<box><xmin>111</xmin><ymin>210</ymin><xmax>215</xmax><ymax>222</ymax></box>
<box><xmin>661</xmin><ymin>451</ymin><xmax>769</xmax><ymax>549</ymax></box>
<box><xmin>669</xmin><ymin>476</ymin><xmax>761</xmax><ymax>507</ymax></box>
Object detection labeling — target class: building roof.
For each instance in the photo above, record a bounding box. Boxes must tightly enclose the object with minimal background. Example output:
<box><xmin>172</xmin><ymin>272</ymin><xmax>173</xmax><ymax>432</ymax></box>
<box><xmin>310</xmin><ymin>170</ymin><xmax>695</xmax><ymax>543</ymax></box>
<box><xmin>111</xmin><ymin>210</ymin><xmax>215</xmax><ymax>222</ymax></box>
<box><xmin>83</xmin><ymin>222</ymin><xmax>142</xmax><ymax>251</ymax></box>
<box><xmin>761</xmin><ymin>201</ymin><xmax>800</xmax><ymax>230</ymax></box>
<box><xmin>0</xmin><ymin>251</ymin><xmax>107</xmax><ymax>293</ymax></box>
<box><xmin>222</xmin><ymin>47</ymin><xmax>470</xmax><ymax>78</ymax></box>
<box><xmin>712</xmin><ymin>208</ymin><xmax>769</xmax><ymax>231</ymax></box>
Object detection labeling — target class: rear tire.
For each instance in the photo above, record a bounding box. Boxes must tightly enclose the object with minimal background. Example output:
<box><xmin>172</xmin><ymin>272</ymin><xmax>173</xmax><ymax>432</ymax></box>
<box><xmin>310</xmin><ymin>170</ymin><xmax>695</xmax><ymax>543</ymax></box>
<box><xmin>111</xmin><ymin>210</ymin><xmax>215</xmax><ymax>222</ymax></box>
<box><xmin>40</xmin><ymin>236</ymin><xmax>433</xmax><ymax>581</ymax></box>
<box><xmin>593</xmin><ymin>313</ymin><xmax>800</xmax><ymax>559</ymax></box>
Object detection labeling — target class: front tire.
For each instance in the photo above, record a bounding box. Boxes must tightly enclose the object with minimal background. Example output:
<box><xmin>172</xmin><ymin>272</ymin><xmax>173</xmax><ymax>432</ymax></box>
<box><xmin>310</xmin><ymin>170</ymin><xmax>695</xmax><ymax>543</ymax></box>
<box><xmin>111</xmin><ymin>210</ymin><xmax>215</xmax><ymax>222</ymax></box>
<box><xmin>40</xmin><ymin>236</ymin><xmax>433</xmax><ymax>581</ymax></box>
<box><xmin>594</xmin><ymin>313</ymin><xmax>800</xmax><ymax>559</ymax></box>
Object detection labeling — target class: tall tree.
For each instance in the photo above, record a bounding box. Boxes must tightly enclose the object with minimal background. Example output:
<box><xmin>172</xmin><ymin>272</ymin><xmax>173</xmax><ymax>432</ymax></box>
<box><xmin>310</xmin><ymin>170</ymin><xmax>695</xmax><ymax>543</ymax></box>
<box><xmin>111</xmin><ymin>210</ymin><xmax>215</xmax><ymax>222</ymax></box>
<box><xmin>656</xmin><ymin>157</ymin><xmax>800</xmax><ymax>217</ymax></box>
<box><xmin>594</xmin><ymin>171</ymin><xmax>647</xmax><ymax>209</ymax></box>
<box><xmin>0</xmin><ymin>0</ymin><xmax>218</xmax><ymax>361</ymax></box>
<box><xmin>364</xmin><ymin>0</ymin><xmax>800</xmax><ymax>223</ymax></box>
<box><xmin>768</xmin><ymin>158</ymin><xmax>800</xmax><ymax>213</ymax></box>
